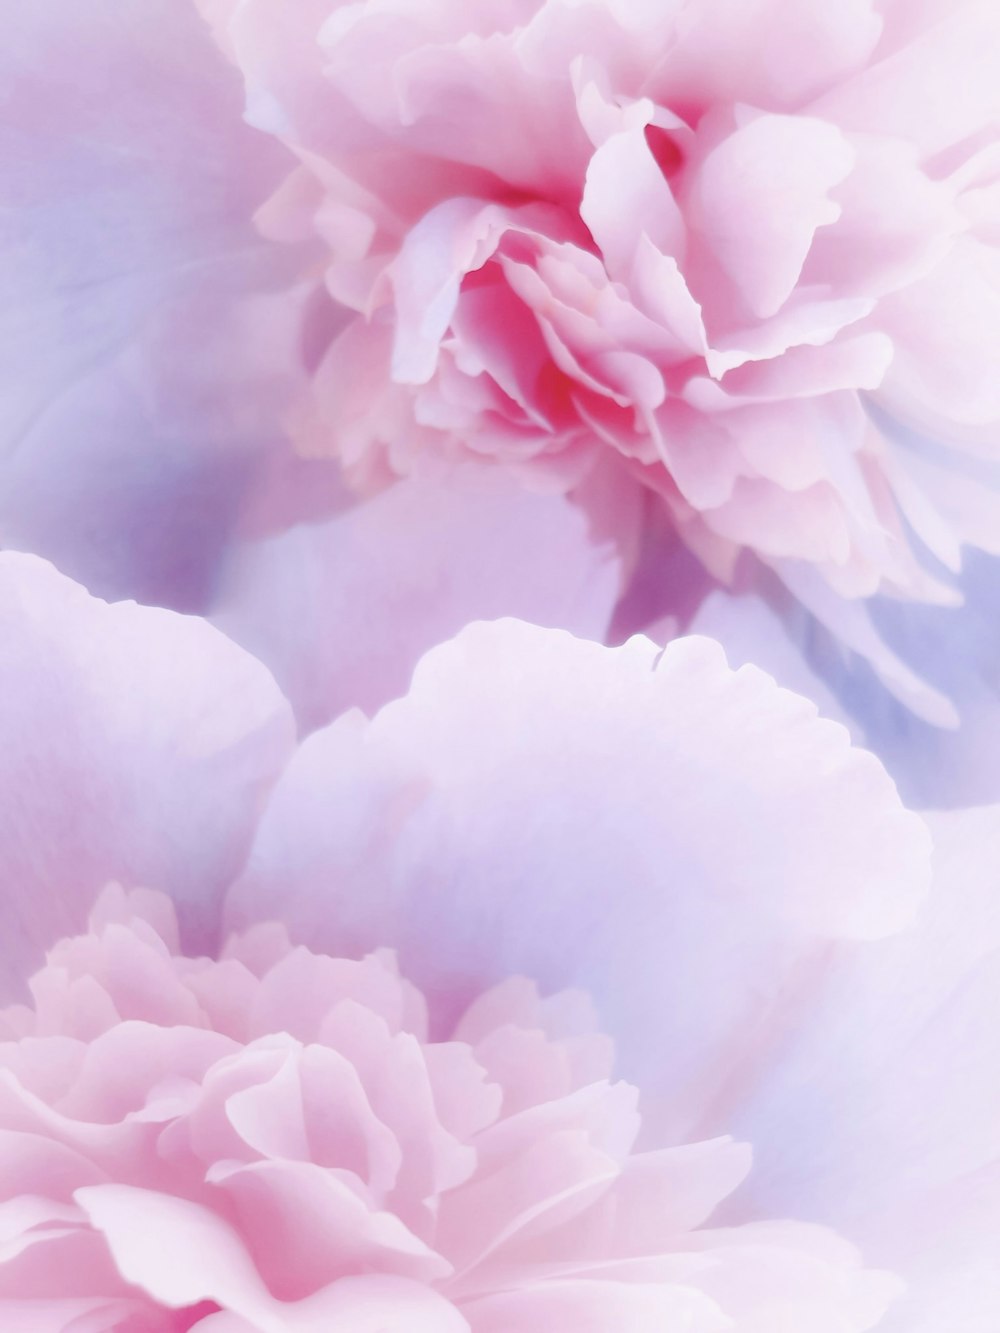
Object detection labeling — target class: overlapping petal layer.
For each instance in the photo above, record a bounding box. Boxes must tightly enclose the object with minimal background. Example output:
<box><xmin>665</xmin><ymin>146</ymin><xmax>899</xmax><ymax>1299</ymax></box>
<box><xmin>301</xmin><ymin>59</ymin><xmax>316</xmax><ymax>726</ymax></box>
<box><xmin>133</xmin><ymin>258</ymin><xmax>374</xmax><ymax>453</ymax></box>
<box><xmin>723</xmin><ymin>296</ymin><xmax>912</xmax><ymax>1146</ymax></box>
<box><xmin>0</xmin><ymin>553</ymin><xmax>294</xmax><ymax>997</ymax></box>
<box><xmin>1</xmin><ymin>513</ymin><xmax>997</xmax><ymax>1332</ymax></box>
<box><xmin>197</xmin><ymin>0</ymin><xmax>1000</xmax><ymax>655</ymax></box>
<box><xmin>213</xmin><ymin>465</ymin><xmax>628</xmax><ymax>730</ymax></box>
<box><xmin>229</xmin><ymin>619</ymin><xmax>929</xmax><ymax>1120</ymax></box>
<box><xmin>0</xmin><ymin>889</ymin><xmax>897</xmax><ymax>1332</ymax></box>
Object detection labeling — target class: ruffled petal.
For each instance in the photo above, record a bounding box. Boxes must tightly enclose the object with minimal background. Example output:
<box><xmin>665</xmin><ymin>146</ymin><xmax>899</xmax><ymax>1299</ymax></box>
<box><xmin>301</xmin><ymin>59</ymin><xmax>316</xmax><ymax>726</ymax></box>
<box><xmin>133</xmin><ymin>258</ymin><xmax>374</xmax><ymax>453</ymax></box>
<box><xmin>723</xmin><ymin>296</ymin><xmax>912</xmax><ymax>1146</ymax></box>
<box><xmin>228</xmin><ymin>620</ymin><xmax>930</xmax><ymax>1136</ymax></box>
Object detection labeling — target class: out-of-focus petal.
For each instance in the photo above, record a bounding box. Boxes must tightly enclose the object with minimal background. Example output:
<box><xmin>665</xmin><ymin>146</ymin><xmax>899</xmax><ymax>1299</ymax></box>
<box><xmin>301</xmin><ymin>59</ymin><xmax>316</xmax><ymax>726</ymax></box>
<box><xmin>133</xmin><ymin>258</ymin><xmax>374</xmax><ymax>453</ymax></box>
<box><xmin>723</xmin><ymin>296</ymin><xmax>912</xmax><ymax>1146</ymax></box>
<box><xmin>0</xmin><ymin>553</ymin><xmax>294</xmax><ymax>996</ymax></box>
<box><xmin>213</xmin><ymin>467</ymin><xmax>625</xmax><ymax>731</ymax></box>
<box><xmin>683</xmin><ymin>590</ymin><xmax>852</xmax><ymax>731</ymax></box>
<box><xmin>0</xmin><ymin>0</ymin><xmax>310</xmax><ymax>610</ymax></box>
<box><xmin>228</xmin><ymin>619</ymin><xmax>930</xmax><ymax>1138</ymax></box>
<box><xmin>728</xmin><ymin>805</ymin><xmax>1000</xmax><ymax>1332</ymax></box>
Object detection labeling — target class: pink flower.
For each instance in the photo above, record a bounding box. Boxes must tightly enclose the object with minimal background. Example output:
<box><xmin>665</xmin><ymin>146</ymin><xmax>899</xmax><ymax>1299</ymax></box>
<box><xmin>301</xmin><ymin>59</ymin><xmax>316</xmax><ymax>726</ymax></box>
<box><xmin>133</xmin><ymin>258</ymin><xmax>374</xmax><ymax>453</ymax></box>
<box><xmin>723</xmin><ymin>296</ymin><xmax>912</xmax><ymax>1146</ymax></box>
<box><xmin>0</xmin><ymin>0</ymin><xmax>647</xmax><ymax>721</ymax></box>
<box><xmin>2</xmin><ymin>550</ymin><xmax>998</xmax><ymax>1327</ymax></box>
<box><xmin>6</xmin><ymin>0</ymin><xmax>999</xmax><ymax>751</ymax></box>
<box><xmin>0</xmin><ymin>887</ymin><xmax>898</xmax><ymax>1331</ymax></box>
<box><xmin>197</xmin><ymin>0</ymin><xmax>1000</xmax><ymax>620</ymax></box>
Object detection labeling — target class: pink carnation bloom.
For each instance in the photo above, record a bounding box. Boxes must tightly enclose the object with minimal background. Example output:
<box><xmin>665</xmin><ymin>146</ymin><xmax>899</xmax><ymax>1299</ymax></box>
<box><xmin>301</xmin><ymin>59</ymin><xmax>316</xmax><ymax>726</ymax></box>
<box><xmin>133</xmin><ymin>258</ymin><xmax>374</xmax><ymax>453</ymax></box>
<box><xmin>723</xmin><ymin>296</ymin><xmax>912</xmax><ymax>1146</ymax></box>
<box><xmin>1</xmin><ymin>550</ymin><xmax>999</xmax><ymax>1328</ymax></box>
<box><xmin>196</xmin><ymin>0</ymin><xmax>1000</xmax><ymax>631</ymax></box>
<box><xmin>0</xmin><ymin>888</ymin><xmax>898</xmax><ymax>1331</ymax></box>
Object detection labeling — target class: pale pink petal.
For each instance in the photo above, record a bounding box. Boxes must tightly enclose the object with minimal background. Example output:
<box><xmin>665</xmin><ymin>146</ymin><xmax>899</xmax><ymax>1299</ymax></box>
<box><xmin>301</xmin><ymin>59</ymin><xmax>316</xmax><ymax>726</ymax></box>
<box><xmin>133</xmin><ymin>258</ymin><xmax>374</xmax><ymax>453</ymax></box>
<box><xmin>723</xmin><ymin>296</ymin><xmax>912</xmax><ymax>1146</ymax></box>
<box><xmin>461</xmin><ymin>1279</ymin><xmax>726</xmax><ymax>1333</ymax></box>
<box><xmin>228</xmin><ymin>621</ymin><xmax>930</xmax><ymax>1136</ymax></box>
<box><xmin>0</xmin><ymin>553</ymin><xmax>294</xmax><ymax>995</ymax></box>
<box><xmin>388</xmin><ymin>201</ymin><xmax>514</xmax><ymax>385</ymax></box>
<box><xmin>580</xmin><ymin>124</ymin><xmax>685</xmax><ymax>280</ymax></box>
<box><xmin>803</xmin><ymin>134</ymin><xmax>963</xmax><ymax>298</ymax></box>
<box><xmin>209</xmin><ymin>1158</ymin><xmax>451</xmax><ymax>1294</ymax></box>
<box><xmin>214</xmin><ymin>468</ymin><xmax>623</xmax><ymax>730</ymax></box>
<box><xmin>646</xmin><ymin>0</ymin><xmax>882</xmax><ymax>113</ymax></box>
<box><xmin>810</xmin><ymin>0</ymin><xmax>1000</xmax><ymax>157</ymax></box>
<box><xmin>0</xmin><ymin>0</ymin><xmax>309</xmax><ymax>610</ymax></box>
<box><xmin>686</xmin><ymin>112</ymin><xmax>855</xmax><ymax>320</ymax></box>
<box><xmin>730</xmin><ymin>805</ymin><xmax>1000</xmax><ymax>1332</ymax></box>
<box><xmin>384</xmin><ymin>24</ymin><xmax>590</xmax><ymax>199</ymax></box>
<box><xmin>683</xmin><ymin>591</ymin><xmax>853</xmax><ymax>732</ymax></box>
<box><xmin>77</xmin><ymin>1187</ymin><xmax>468</xmax><ymax>1330</ymax></box>
<box><xmin>878</xmin><ymin>236</ymin><xmax>1000</xmax><ymax>439</ymax></box>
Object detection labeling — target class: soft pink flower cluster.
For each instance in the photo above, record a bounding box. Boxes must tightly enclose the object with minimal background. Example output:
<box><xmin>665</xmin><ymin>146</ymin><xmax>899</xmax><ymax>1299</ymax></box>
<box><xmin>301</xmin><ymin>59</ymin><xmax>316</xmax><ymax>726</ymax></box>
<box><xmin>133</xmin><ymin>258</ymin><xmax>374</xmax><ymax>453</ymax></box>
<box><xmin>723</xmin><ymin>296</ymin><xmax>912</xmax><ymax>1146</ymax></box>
<box><xmin>0</xmin><ymin>552</ymin><xmax>997</xmax><ymax>1329</ymax></box>
<box><xmin>0</xmin><ymin>886</ymin><xmax>895</xmax><ymax>1332</ymax></box>
<box><xmin>200</xmin><ymin>0</ymin><xmax>1000</xmax><ymax>614</ymax></box>
<box><xmin>2</xmin><ymin>1</ymin><xmax>1000</xmax><ymax>1330</ymax></box>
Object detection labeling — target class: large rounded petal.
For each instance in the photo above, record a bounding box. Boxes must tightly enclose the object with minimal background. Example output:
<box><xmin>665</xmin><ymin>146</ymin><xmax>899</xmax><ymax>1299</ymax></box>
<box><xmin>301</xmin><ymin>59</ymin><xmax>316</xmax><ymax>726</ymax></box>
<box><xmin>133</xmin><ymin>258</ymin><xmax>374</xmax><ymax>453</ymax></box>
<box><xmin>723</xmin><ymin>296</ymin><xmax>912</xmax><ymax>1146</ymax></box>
<box><xmin>228</xmin><ymin>620</ymin><xmax>930</xmax><ymax>1139</ymax></box>
<box><xmin>0</xmin><ymin>553</ymin><xmax>294</xmax><ymax>997</ymax></box>
<box><xmin>877</xmin><ymin>235</ymin><xmax>1000</xmax><ymax>441</ymax></box>
<box><xmin>728</xmin><ymin>805</ymin><xmax>1000</xmax><ymax>1332</ymax></box>
<box><xmin>213</xmin><ymin>468</ymin><xmax>625</xmax><ymax>730</ymax></box>
<box><xmin>0</xmin><ymin>0</ymin><xmax>309</xmax><ymax>610</ymax></box>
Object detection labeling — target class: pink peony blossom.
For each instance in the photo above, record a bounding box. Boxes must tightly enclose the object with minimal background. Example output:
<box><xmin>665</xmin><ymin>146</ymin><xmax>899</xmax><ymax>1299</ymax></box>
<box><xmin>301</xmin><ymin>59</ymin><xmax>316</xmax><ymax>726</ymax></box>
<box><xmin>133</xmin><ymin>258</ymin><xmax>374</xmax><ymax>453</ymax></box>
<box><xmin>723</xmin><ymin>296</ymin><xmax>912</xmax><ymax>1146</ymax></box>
<box><xmin>196</xmin><ymin>0</ymin><xmax>1000</xmax><ymax>638</ymax></box>
<box><xmin>0</xmin><ymin>0</ymin><xmax>646</xmax><ymax>727</ymax></box>
<box><xmin>4</xmin><ymin>549</ymin><xmax>1000</xmax><ymax>1327</ymax></box>
<box><xmin>0</xmin><ymin>887</ymin><xmax>898</xmax><ymax>1331</ymax></box>
<box><xmin>5</xmin><ymin>0</ymin><xmax>999</xmax><ymax>754</ymax></box>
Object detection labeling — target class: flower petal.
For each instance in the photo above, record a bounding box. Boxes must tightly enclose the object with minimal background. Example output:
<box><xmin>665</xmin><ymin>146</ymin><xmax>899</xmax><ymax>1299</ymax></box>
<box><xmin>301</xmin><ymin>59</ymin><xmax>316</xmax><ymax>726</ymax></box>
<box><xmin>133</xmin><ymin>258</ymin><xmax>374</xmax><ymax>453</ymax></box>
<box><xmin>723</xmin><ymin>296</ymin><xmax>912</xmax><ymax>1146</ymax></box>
<box><xmin>228</xmin><ymin>621</ymin><xmax>930</xmax><ymax>1137</ymax></box>
<box><xmin>687</xmin><ymin>112</ymin><xmax>855</xmax><ymax>321</ymax></box>
<box><xmin>0</xmin><ymin>0</ymin><xmax>308</xmax><ymax>610</ymax></box>
<box><xmin>729</xmin><ymin>805</ymin><xmax>1000</xmax><ymax>1332</ymax></box>
<box><xmin>214</xmin><ymin>468</ymin><xmax>623</xmax><ymax>731</ymax></box>
<box><xmin>77</xmin><ymin>1186</ymin><xmax>470</xmax><ymax>1331</ymax></box>
<box><xmin>0</xmin><ymin>553</ymin><xmax>294</xmax><ymax>997</ymax></box>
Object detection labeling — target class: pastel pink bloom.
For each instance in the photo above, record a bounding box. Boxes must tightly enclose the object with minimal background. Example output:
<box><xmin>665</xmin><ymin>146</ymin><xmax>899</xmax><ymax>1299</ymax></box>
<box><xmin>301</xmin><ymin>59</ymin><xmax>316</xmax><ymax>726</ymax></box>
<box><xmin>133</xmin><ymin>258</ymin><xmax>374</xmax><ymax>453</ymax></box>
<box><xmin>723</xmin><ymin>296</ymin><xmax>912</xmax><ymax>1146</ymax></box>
<box><xmin>196</xmin><ymin>0</ymin><xmax>1000</xmax><ymax>664</ymax></box>
<box><xmin>0</xmin><ymin>887</ymin><xmax>898</xmax><ymax>1331</ymax></box>
<box><xmin>3</xmin><ymin>549</ymin><xmax>999</xmax><ymax>1326</ymax></box>
<box><xmin>1</xmin><ymin>0</ymin><xmax>650</xmax><ymax>730</ymax></box>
